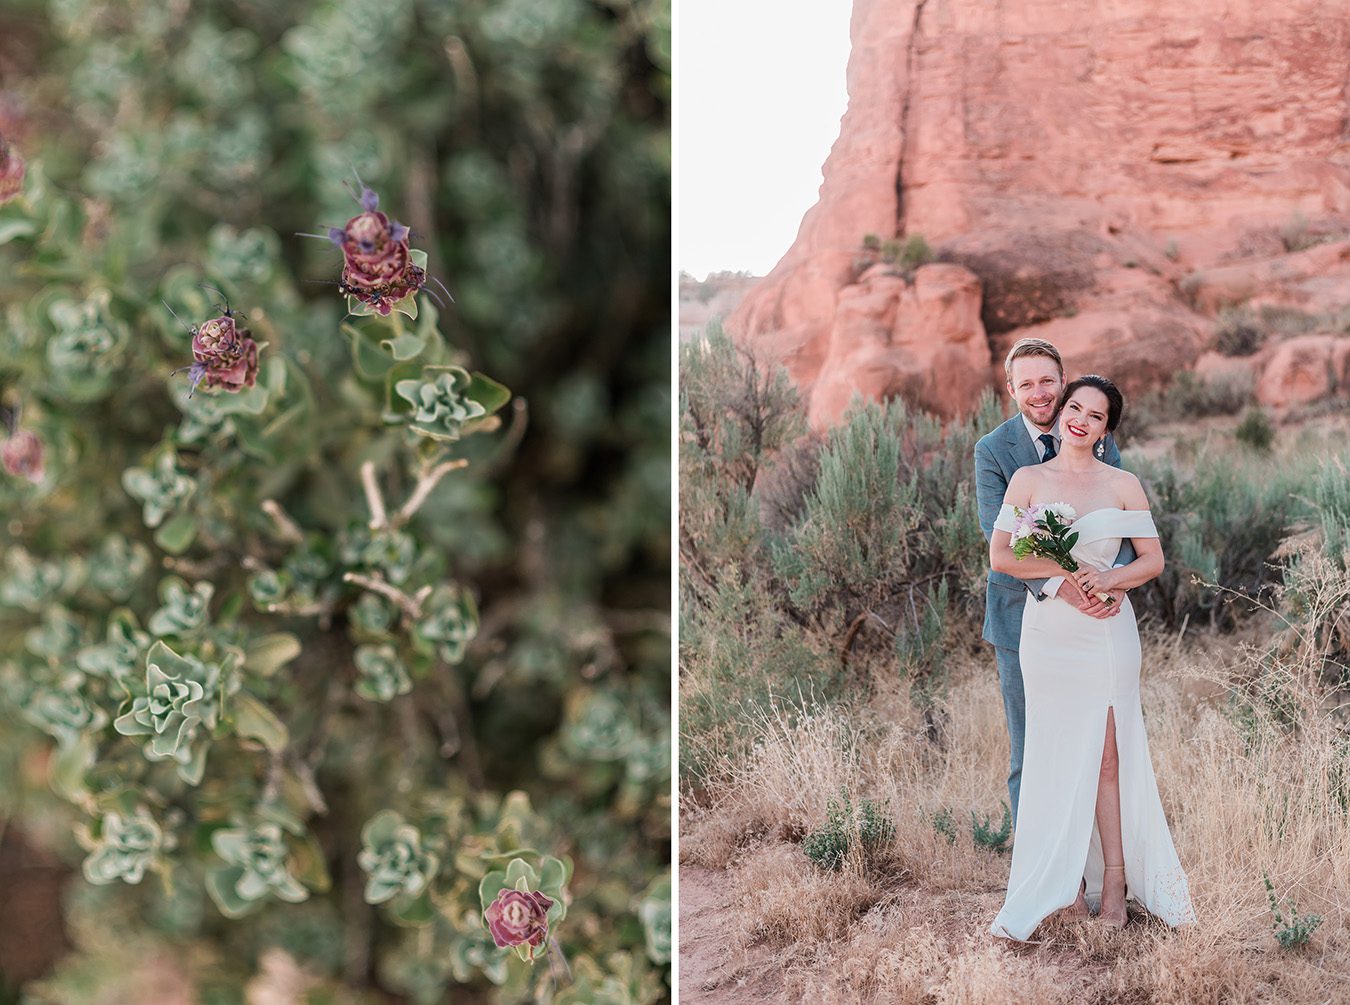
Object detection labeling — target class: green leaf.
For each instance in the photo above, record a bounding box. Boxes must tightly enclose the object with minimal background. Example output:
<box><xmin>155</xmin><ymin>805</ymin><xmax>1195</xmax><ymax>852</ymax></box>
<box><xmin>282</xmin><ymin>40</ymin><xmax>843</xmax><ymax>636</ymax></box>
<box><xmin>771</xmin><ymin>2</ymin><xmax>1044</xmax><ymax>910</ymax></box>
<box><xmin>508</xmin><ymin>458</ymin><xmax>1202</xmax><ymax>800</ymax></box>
<box><xmin>464</xmin><ymin>372</ymin><xmax>511</xmax><ymax>416</ymax></box>
<box><xmin>538</xmin><ymin>856</ymin><xmax>567</xmax><ymax>896</ymax></box>
<box><xmin>206</xmin><ymin>866</ymin><xmax>257</xmax><ymax>919</ymax></box>
<box><xmin>154</xmin><ymin>512</ymin><xmax>198</xmax><ymax>555</ymax></box>
<box><xmin>390</xmin><ymin>890</ymin><xmax>437</xmax><ymax>927</ymax></box>
<box><xmin>346</xmin><ymin>323</ymin><xmax>398</xmax><ymax>380</ymax></box>
<box><xmin>290</xmin><ymin>830</ymin><xmax>332</xmax><ymax>894</ymax></box>
<box><xmin>0</xmin><ymin>217</ymin><xmax>37</xmax><ymax>245</ymax></box>
<box><xmin>381</xmin><ymin>330</ymin><xmax>427</xmax><ymax>361</ymax></box>
<box><xmin>243</xmin><ymin>633</ymin><xmax>302</xmax><ymax>676</ymax></box>
<box><xmin>146</xmin><ymin>639</ymin><xmax>196</xmax><ymax>678</ymax></box>
<box><xmin>232</xmin><ymin>692</ymin><xmax>289</xmax><ymax>752</ymax></box>
<box><xmin>504</xmin><ymin>858</ymin><xmax>539</xmax><ymax>890</ymax></box>
<box><xmin>479</xmin><ymin>870</ymin><xmax>508</xmax><ymax>912</ymax></box>
<box><xmin>50</xmin><ymin>733</ymin><xmax>96</xmax><ymax>801</ymax></box>
<box><xmin>213</xmin><ymin>381</ymin><xmax>270</xmax><ymax>417</ymax></box>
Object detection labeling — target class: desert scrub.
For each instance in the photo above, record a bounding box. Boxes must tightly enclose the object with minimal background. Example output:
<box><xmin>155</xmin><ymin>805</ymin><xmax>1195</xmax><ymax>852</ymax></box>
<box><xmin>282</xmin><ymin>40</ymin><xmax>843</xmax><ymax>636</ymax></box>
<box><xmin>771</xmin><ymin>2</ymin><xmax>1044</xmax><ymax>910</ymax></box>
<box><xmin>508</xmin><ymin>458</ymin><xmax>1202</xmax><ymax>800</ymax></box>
<box><xmin>1264</xmin><ymin>874</ymin><xmax>1323</xmax><ymax>948</ymax></box>
<box><xmin>0</xmin><ymin>0</ymin><xmax>670</xmax><ymax>1001</ymax></box>
<box><xmin>971</xmin><ymin>802</ymin><xmax>1012</xmax><ymax>853</ymax></box>
<box><xmin>801</xmin><ymin>790</ymin><xmax>895</xmax><ymax>871</ymax></box>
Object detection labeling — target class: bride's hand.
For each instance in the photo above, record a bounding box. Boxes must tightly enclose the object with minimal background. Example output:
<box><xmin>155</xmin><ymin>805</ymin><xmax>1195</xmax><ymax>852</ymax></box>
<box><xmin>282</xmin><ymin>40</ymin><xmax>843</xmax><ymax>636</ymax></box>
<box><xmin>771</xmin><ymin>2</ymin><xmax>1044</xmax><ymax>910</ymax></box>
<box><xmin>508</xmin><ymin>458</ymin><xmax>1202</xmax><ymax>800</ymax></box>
<box><xmin>1074</xmin><ymin>568</ymin><xmax>1109</xmax><ymax>597</ymax></box>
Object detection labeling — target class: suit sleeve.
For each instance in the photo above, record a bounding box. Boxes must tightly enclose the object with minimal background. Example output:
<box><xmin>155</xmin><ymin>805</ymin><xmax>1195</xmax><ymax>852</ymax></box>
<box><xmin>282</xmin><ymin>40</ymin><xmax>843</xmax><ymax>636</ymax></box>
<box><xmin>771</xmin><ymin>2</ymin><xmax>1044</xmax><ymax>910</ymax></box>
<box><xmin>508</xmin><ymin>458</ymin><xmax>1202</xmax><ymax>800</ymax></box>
<box><xmin>1102</xmin><ymin>433</ymin><xmax>1137</xmax><ymax>569</ymax></box>
<box><xmin>1103</xmin><ymin>433</ymin><xmax>1123</xmax><ymax>470</ymax></box>
<box><xmin>974</xmin><ymin>440</ymin><xmax>1005</xmax><ymax>545</ymax></box>
<box><xmin>975</xmin><ymin>438</ymin><xmax>1049</xmax><ymax>599</ymax></box>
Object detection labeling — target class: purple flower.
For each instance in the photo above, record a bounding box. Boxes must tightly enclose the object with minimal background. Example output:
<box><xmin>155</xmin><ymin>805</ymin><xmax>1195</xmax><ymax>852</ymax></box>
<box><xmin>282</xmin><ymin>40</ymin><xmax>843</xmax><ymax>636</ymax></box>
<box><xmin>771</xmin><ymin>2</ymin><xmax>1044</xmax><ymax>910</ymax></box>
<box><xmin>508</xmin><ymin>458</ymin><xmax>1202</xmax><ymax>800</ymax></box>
<box><xmin>484</xmin><ymin>888</ymin><xmax>554</xmax><ymax>953</ymax></box>
<box><xmin>0</xmin><ymin>134</ymin><xmax>23</xmax><ymax>204</ymax></box>
<box><xmin>2</xmin><ymin>430</ymin><xmax>44</xmax><ymax>482</ymax></box>
<box><xmin>189</xmin><ymin>315</ymin><xmax>258</xmax><ymax>393</ymax></box>
<box><xmin>321</xmin><ymin>187</ymin><xmax>425</xmax><ymax>315</ymax></box>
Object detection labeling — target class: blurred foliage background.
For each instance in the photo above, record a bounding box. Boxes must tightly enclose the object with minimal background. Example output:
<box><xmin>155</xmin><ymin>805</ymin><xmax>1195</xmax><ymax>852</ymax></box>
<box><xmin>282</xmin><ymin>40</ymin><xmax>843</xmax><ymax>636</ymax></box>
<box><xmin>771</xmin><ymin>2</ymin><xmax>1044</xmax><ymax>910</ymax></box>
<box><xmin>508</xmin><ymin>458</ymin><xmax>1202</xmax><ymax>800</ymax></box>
<box><xmin>0</xmin><ymin>0</ymin><xmax>670</xmax><ymax>1001</ymax></box>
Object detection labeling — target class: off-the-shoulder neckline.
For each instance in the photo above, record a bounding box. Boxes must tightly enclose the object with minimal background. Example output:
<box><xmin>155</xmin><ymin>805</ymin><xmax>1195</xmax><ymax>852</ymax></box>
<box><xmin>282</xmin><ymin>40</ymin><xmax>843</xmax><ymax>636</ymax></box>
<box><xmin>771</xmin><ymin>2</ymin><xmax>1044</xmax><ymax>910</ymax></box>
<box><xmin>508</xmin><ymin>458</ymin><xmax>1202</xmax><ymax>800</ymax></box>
<box><xmin>1000</xmin><ymin>504</ymin><xmax>1152</xmax><ymax>519</ymax></box>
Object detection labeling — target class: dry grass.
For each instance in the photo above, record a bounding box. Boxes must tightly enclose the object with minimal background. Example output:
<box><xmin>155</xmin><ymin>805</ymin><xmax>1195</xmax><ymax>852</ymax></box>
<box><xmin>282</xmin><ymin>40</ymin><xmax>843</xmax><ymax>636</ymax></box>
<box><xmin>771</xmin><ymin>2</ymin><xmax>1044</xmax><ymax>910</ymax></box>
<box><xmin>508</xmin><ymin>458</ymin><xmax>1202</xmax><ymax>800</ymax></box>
<box><xmin>681</xmin><ymin>576</ymin><xmax>1350</xmax><ymax>1003</ymax></box>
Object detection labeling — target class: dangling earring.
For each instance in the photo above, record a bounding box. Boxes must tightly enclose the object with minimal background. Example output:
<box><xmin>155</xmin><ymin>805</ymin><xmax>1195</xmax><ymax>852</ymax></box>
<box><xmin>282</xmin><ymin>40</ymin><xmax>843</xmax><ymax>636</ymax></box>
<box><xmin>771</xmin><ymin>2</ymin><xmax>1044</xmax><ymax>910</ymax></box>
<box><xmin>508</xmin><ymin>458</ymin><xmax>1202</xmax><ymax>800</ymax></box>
<box><xmin>1095</xmin><ymin>438</ymin><xmax>1105</xmax><ymax>459</ymax></box>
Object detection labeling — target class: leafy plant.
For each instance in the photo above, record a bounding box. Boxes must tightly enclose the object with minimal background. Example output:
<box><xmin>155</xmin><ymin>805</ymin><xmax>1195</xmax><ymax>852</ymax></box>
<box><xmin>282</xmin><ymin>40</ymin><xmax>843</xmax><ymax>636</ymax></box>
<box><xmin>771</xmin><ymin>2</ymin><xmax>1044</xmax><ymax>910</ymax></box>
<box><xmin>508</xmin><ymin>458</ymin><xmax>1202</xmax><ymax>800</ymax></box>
<box><xmin>1236</xmin><ymin>407</ymin><xmax>1276</xmax><ymax>451</ymax></box>
<box><xmin>1263</xmin><ymin>872</ymin><xmax>1322</xmax><ymax>948</ymax></box>
<box><xmin>930</xmin><ymin>807</ymin><xmax>958</xmax><ymax>846</ymax></box>
<box><xmin>971</xmin><ymin>801</ymin><xmax>1012</xmax><ymax>853</ymax></box>
<box><xmin>801</xmin><ymin>790</ymin><xmax>895</xmax><ymax>871</ymax></box>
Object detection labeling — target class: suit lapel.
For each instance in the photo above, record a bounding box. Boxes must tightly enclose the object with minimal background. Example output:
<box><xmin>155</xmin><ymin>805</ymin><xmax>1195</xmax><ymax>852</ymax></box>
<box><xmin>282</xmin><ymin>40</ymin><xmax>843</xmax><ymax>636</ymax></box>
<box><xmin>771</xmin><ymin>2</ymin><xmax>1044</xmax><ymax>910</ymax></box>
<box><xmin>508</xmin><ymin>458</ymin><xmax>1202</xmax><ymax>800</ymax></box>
<box><xmin>1003</xmin><ymin>414</ymin><xmax>1042</xmax><ymax>470</ymax></box>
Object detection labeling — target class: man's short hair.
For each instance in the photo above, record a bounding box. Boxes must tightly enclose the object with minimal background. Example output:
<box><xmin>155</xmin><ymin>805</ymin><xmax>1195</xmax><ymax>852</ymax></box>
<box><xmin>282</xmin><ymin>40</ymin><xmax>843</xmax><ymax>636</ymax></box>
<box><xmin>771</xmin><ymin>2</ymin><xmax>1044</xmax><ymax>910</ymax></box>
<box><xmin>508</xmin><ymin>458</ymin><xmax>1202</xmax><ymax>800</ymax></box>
<box><xmin>1004</xmin><ymin>338</ymin><xmax>1064</xmax><ymax>383</ymax></box>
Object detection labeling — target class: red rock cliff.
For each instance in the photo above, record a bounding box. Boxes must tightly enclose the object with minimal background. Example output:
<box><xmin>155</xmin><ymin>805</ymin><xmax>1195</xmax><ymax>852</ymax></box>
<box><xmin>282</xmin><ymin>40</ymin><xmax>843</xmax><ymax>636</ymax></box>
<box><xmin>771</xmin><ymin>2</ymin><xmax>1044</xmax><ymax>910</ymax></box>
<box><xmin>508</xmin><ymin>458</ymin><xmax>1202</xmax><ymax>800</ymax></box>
<box><xmin>728</xmin><ymin>0</ymin><xmax>1350</xmax><ymax>428</ymax></box>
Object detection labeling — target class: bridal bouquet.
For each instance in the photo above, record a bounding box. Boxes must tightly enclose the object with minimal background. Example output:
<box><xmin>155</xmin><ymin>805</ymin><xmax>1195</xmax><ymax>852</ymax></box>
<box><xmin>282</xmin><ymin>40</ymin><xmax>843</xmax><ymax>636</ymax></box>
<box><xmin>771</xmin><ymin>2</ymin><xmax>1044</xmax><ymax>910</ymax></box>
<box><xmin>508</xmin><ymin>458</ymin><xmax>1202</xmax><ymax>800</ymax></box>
<box><xmin>1010</xmin><ymin>503</ymin><xmax>1114</xmax><ymax>604</ymax></box>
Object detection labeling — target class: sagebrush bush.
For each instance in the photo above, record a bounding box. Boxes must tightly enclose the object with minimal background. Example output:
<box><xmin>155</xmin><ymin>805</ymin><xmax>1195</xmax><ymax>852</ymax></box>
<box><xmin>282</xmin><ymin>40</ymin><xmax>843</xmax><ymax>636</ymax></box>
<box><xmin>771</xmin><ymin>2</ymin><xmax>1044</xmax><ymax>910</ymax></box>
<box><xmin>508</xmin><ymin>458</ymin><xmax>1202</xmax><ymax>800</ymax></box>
<box><xmin>1236</xmin><ymin>406</ymin><xmax>1276</xmax><ymax>451</ymax></box>
<box><xmin>1215</xmin><ymin>308</ymin><xmax>1266</xmax><ymax>356</ymax></box>
<box><xmin>800</xmin><ymin>789</ymin><xmax>895</xmax><ymax>871</ymax></box>
<box><xmin>0</xmin><ymin>1</ymin><xmax>670</xmax><ymax>1001</ymax></box>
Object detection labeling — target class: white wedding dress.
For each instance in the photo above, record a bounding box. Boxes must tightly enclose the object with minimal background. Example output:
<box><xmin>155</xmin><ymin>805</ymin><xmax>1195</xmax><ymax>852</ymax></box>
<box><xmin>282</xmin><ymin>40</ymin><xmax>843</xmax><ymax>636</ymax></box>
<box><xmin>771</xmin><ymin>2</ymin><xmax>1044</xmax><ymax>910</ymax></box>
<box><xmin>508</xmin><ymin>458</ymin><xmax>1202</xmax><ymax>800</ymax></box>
<box><xmin>989</xmin><ymin>505</ymin><xmax>1197</xmax><ymax>941</ymax></box>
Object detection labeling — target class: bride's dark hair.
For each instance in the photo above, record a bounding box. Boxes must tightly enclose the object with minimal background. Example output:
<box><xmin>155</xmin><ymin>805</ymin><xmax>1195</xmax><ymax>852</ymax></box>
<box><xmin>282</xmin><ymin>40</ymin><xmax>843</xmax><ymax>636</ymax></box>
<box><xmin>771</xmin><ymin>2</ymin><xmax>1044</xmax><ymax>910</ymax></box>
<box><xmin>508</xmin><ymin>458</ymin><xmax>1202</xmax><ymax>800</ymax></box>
<box><xmin>1057</xmin><ymin>374</ymin><xmax>1124</xmax><ymax>431</ymax></box>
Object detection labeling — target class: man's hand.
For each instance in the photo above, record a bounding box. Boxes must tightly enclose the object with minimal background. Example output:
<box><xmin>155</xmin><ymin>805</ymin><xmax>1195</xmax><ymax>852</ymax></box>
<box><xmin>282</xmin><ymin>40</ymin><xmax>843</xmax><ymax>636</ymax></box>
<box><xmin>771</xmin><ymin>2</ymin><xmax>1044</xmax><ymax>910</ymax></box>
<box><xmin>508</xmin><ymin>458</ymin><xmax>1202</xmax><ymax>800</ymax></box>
<box><xmin>1080</xmin><ymin>585</ymin><xmax>1126</xmax><ymax>619</ymax></box>
<box><xmin>1056</xmin><ymin>577</ymin><xmax>1121</xmax><ymax>619</ymax></box>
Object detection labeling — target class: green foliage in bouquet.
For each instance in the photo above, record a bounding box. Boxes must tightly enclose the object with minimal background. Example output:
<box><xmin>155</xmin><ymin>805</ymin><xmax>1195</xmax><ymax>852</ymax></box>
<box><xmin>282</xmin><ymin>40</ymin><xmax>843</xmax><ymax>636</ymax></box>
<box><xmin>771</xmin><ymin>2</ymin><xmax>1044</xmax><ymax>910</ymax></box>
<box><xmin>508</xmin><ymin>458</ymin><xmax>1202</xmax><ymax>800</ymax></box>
<box><xmin>0</xmin><ymin>0</ymin><xmax>670</xmax><ymax>1000</ymax></box>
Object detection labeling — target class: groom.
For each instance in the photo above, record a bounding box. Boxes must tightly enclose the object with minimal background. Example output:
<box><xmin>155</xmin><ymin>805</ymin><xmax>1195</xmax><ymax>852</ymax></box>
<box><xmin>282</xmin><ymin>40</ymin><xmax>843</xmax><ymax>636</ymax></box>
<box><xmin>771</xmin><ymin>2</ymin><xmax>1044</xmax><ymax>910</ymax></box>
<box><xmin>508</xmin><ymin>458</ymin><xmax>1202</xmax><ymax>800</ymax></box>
<box><xmin>974</xmin><ymin>337</ymin><xmax>1134</xmax><ymax>826</ymax></box>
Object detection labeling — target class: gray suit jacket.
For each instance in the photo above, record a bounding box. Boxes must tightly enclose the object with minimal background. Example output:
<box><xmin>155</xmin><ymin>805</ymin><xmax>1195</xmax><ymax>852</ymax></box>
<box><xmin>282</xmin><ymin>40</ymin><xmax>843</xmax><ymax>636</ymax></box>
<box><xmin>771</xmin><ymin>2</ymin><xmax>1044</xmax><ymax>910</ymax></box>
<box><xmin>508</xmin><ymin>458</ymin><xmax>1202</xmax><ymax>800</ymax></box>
<box><xmin>974</xmin><ymin>414</ymin><xmax>1135</xmax><ymax>650</ymax></box>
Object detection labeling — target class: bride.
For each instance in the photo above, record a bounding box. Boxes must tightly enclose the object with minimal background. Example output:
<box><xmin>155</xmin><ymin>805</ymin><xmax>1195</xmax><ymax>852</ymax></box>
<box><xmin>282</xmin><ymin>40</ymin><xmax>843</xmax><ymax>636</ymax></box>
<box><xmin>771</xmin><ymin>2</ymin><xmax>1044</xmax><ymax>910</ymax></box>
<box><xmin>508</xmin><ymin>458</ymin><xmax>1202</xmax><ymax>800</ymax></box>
<box><xmin>986</xmin><ymin>374</ymin><xmax>1197</xmax><ymax>940</ymax></box>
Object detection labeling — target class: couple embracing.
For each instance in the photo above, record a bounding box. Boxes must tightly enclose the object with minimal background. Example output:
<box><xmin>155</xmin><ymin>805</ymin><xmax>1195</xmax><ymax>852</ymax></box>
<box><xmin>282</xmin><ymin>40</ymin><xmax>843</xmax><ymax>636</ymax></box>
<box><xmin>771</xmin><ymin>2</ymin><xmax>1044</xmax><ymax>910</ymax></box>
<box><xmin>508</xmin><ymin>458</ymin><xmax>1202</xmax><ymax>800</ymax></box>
<box><xmin>975</xmin><ymin>337</ymin><xmax>1198</xmax><ymax>941</ymax></box>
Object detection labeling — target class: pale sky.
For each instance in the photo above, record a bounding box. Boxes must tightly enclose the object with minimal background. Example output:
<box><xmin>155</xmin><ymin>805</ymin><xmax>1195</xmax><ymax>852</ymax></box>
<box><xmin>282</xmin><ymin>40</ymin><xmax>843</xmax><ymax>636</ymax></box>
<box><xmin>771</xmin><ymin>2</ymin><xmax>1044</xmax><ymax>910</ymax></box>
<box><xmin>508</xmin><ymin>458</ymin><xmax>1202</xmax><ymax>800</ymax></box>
<box><xmin>678</xmin><ymin>2</ymin><xmax>853</xmax><ymax>280</ymax></box>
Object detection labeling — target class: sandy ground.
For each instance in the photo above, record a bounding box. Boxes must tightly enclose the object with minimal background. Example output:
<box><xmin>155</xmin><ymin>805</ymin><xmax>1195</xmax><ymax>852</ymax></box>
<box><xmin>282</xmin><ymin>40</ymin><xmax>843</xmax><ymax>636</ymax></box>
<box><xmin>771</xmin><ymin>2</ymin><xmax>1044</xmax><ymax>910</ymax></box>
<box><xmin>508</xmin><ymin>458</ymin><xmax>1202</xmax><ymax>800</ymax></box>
<box><xmin>678</xmin><ymin>865</ymin><xmax>784</xmax><ymax>1004</ymax></box>
<box><xmin>678</xmin><ymin>857</ymin><xmax>1164</xmax><ymax>1003</ymax></box>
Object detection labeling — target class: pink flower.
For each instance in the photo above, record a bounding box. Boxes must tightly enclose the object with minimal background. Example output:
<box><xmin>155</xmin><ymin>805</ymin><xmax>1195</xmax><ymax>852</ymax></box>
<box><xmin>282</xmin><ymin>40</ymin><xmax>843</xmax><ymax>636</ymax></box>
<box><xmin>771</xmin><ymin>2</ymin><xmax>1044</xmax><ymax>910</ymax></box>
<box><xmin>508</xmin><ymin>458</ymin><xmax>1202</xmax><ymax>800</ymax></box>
<box><xmin>0</xmin><ymin>134</ymin><xmax>23</xmax><ymax>204</ymax></box>
<box><xmin>325</xmin><ymin>187</ymin><xmax>425</xmax><ymax>315</ymax></box>
<box><xmin>484</xmin><ymin>888</ymin><xmax>554</xmax><ymax>952</ymax></box>
<box><xmin>189</xmin><ymin>315</ymin><xmax>258</xmax><ymax>393</ymax></box>
<box><xmin>2</xmin><ymin>429</ymin><xmax>44</xmax><ymax>482</ymax></box>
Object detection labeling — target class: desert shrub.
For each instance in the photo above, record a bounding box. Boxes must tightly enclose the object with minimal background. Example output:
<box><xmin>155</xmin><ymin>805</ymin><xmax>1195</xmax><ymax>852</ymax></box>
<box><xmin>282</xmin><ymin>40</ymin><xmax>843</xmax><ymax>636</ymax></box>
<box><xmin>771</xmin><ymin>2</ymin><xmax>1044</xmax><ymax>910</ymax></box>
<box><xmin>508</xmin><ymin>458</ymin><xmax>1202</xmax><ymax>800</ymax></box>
<box><xmin>800</xmin><ymin>789</ymin><xmax>895</xmax><ymax>871</ymax></box>
<box><xmin>1236</xmin><ymin>406</ymin><xmax>1276</xmax><ymax>451</ymax></box>
<box><xmin>971</xmin><ymin>801</ymin><xmax>1012</xmax><ymax>853</ymax></box>
<box><xmin>1264</xmin><ymin>873</ymin><xmax>1323</xmax><ymax>948</ymax></box>
<box><xmin>1174</xmin><ymin>370</ymin><xmax>1255</xmax><ymax>417</ymax></box>
<box><xmin>772</xmin><ymin>392</ymin><xmax>1003</xmax><ymax>629</ymax></box>
<box><xmin>678</xmin><ymin>574</ymin><xmax>836</xmax><ymax>788</ymax></box>
<box><xmin>680</xmin><ymin>322</ymin><xmax>803</xmax><ymax>582</ymax></box>
<box><xmin>772</xmin><ymin>401</ymin><xmax>920</xmax><ymax>618</ymax></box>
<box><xmin>1129</xmin><ymin>449</ymin><xmax>1325</xmax><ymax>629</ymax></box>
<box><xmin>1215</xmin><ymin>308</ymin><xmax>1266</xmax><ymax>356</ymax></box>
<box><xmin>0</xmin><ymin>0</ymin><xmax>670</xmax><ymax>1001</ymax></box>
<box><xmin>896</xmin><ymin>234</ymin><xmax>934</xmax><ymax>270</ymax></box>
<box><xmin>929</xmin><ymin>807</ymin><xmax>958</xmax><ymax>845</ymax></box>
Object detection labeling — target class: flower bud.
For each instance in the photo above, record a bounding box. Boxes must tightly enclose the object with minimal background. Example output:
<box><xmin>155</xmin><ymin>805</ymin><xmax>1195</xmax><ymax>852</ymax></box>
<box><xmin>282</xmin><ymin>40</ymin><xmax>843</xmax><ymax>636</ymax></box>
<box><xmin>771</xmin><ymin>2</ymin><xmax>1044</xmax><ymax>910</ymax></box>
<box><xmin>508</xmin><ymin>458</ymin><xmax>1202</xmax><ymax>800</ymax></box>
<box><xmin>189</xmin><ymin>315</ymin><xmax>259</xmax><ymax>393</ymax></box>
<box><xmin>2</xmin><ymin>429</ymin><xmax>44</xmax><ymax>482</ymax></box>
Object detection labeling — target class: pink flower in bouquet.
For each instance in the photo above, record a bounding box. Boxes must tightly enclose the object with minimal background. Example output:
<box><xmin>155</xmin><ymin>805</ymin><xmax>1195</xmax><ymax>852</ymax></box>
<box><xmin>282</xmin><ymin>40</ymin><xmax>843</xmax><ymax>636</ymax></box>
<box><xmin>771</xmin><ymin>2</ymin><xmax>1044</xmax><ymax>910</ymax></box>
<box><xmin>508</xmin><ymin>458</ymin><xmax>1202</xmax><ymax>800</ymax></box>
<box><xmin>484</xmin><ymin>888</ymin><xmax>554</xmax><ymax>951</ymax></box>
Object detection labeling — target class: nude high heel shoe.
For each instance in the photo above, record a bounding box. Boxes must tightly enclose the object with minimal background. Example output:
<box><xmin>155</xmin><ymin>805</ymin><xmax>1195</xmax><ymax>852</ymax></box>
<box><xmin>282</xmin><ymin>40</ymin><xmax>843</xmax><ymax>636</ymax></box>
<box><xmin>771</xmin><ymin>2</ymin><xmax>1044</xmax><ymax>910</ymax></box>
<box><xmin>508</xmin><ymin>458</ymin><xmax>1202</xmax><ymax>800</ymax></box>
<box><xmin>1099</xmin><ymin>864</ymin><xmax>1127</xmax><ymax>927</ymax></box>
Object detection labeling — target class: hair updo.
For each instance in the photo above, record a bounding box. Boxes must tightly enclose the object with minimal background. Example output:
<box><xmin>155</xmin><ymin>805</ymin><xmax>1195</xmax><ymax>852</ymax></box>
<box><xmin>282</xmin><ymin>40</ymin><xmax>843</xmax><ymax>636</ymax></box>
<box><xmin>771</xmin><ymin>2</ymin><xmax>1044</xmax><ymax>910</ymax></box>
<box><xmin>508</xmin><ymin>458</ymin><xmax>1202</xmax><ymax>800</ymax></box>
<box><xmin>1057</xmin><ymin>374</ymin><xmax>1124</xmax><ymax>431</ymax></box>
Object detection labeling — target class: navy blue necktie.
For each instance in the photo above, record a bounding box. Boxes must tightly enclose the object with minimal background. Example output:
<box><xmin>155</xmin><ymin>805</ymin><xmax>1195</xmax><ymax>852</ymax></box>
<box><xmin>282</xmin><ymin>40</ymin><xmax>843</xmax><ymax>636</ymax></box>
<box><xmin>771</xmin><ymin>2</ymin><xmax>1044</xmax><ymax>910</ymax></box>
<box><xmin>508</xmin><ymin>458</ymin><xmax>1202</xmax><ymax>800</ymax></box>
<box><xmin>1038</xmin><ymin>433</ymin><xmax>1057</xmax><ymax>462</ymax></box>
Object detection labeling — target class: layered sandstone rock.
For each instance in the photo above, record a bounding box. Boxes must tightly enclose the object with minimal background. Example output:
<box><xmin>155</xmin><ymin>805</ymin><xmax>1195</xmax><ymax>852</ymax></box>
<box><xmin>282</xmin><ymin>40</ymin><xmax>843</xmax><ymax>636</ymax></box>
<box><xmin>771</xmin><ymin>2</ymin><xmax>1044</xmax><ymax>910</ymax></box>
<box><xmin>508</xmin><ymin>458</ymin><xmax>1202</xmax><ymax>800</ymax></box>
<box><xmin>728</xmin><ymin>0</ymin><xmax>1350</xmax><ymax>427</ymax></box>
<box><xmin>1256</xmin><ymin>335</ymin><xmax>1350</xmax><ymax>408</ymax></box>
